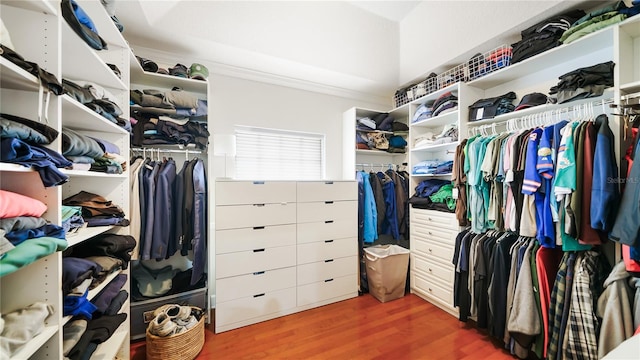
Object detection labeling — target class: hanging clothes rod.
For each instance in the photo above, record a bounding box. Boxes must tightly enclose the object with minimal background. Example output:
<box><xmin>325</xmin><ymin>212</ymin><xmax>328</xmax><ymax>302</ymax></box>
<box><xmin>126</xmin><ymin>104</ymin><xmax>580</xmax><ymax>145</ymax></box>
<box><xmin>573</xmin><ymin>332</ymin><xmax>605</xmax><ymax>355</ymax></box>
<box><xmin>467</xmin><ymin>97</ymin><xmax>616</xmax><ymax>136</ymax></box>
<box><xmin>131</xmin><ymin>147</ymin><xmax>203</xmax><ymax>154</ymax></box>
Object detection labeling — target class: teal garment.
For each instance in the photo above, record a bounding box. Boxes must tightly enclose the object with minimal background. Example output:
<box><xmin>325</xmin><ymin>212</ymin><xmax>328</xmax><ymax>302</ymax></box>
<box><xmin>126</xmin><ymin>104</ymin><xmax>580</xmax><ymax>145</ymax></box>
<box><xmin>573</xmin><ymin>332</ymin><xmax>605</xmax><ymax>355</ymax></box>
<box><xmin>571</xmin><ymin>1</ymin><xmax>626</xmax><ymax>27</ymax></box>
<box><xmin>561</xmin><ymin>11</ymin><xmax>620</xmax><ymax>42</ymax></box>
<box><xmin>477</xmin><ymin>137</ymin><xmax>493</xmax><ymax>231</ymax></box>
<box><xmin>563</xmin><ymin>13</ymin><xmax>627</xmax><ymax>44</ymax></box>
<box><xmin>560</xmin><ymin>199</ymin><xmax>592</xmax><ymax>252</ymax></box>
<box><xmin>429</xmin><ymin>184</ymin><xmax>456</xmax><ymax>210</ymax></box>
<box><xmin>0</xmin><ymin>237</ymin><xmax>68</xmax><ymax>277</ymax></box>
<box><xmin>61</xmin><ymin>205</ymin><xmax>82</xmax><ymax>222</ymax></box>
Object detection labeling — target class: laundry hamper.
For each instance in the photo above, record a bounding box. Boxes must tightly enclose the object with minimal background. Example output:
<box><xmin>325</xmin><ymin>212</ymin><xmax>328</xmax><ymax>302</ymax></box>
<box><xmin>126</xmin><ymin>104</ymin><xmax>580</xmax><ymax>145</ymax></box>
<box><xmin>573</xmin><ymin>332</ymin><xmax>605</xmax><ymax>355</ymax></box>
<box><xmin>145</xmin><ymin>307</ymin><xmax>205</xmax><ymax>360</ymax></box>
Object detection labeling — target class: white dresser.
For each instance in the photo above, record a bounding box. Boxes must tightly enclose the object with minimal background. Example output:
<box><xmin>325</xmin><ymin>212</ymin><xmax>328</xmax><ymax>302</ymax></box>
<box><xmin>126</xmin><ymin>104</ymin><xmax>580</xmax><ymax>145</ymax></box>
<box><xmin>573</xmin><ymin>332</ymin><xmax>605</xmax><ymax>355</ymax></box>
<box><xmin>410</xmin><ymin>208</ymin><xmax>459</xmax><ymax>317</ymax></box>
<box><xmin>214</xmin><ymin>180</ymin><xmax>358</xmax><ymax>333</ymax></box>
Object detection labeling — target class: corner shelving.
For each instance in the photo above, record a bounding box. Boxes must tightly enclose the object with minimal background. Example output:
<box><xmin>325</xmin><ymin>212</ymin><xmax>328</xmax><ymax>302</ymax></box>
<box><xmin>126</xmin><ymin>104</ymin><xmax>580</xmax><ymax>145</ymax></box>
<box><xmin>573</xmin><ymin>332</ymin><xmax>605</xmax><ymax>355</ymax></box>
<box><xmin>61</xmin><ymin>95</ymin><xmax>129</xmax><ymax>134</ymax></box>
<box><xmin>467</xmin><ymin>26</ymin><xmax>615</xmax><ymax>90</ymax></box>
<box><xmin>412</xmin><ymin>111</ymin><xmax>459</xmax><ymax>128</ymax></box>
<box><xmin>411</xmin><ymin>142</ymin><xmax>458</xmax><ymax>153</ymax></box>
<box><xmin>65</xmin><ymin>226</ymin><xmax>116</xmax><ymax>248</ymax></box>
<box><xmin>0</xmin><ymin>57</ymin><xmax>41</xmax><ymax>91</ymax></box>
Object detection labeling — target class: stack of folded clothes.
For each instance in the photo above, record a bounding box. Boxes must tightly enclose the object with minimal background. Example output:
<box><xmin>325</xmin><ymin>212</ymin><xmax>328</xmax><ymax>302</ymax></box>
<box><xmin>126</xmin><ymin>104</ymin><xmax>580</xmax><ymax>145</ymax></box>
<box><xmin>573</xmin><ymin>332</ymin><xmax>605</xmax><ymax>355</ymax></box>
<box><xmin>510</xmin><ymin>9</ymin><xmax>586</xmax><ymax>64</ymax></box>
<box><xmin>412</xmin><ymin>160</ymin><xmax>454</xmax><ymax>175</ymax></box>
<box><xmin>413</xmin><ymin>124</ymin><xmax>458</xmax><ymax>149</ymax></box>
<box><xmin>130</xmin><ymin>88</ymin><xmax>209</xmax><ymax>150</ymax></box>
<box><xmin>408</xmin><ymin>179</ymin><xmax>456</xmax><ymax>212</ymax></box>
<box><xmin>62</xmin><ymin>191</ymin><xmax>129</xmax><ymax>227</ymax></box>
<box><xmin>0</xmin><ymin>302</ymin><xmax>54</xmax><ymax>358</ymax></box>
<box><xmin>0</xmin><ymin>113</ymin><xmax>71</xmax><ymax>187</ymax></box>
<box><xmin>560</xmin><ymin>1</ymin><xmax>640</xmax><ymax>44</ymax></box>
<box><xmin>431</xmin><ymin>91</ymin><xmax>458</xmax><ymax>117</ymax></box>
<box><xmin>549</xmin><ymin>61</ymin><xmax>615</xmax><ymax>104</ymax></box>
<box><xmin>412</xmin><ymin>101</ymin><xmax>434</xmax><ymax>123</ymax></box>
<box><xmin>135</xmin><ymin>56</ymin><xmax>209</xmax><ymax>81</ymax></box>
<box><xmin>62</xmin><ymin>128</ymin><xmax>126</xmax><ymax>174</ymax></box>
<box><xmin>62</xmin><ymin>79</ymin><xmax>130</xmax><ymax>131</ymax></box>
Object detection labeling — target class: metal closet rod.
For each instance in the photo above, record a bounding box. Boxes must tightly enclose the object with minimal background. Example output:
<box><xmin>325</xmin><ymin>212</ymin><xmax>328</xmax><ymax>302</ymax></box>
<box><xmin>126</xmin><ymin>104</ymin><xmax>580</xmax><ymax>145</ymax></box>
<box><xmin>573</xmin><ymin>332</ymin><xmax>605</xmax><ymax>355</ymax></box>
<box><xmin>468</xmin><ymin>97</ymin><xmax>616</xmax><ymax>135</ymax></box>
<box><xmin>131</xmin><ymin>147</ymin><xmax>203</xmax><ymax>154</ymax></box>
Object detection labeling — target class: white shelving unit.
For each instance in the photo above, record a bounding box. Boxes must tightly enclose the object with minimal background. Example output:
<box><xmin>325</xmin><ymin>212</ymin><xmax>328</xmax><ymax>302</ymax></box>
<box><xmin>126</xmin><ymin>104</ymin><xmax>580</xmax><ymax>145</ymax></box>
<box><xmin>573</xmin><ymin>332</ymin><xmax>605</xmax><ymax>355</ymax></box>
<box><xmin>127</xmin><ymin>48</ymin><xmax>212</xmax><ymax>339</ymax></box>
<box><xmin>342</xmin><ymin>105</ymin><xmax>410</xmax><ymax>179</ymax></box>
<box><xmin>1</xmin><ymin>1</ymin><xmax>132</xmax><ymax>359</ymax></box>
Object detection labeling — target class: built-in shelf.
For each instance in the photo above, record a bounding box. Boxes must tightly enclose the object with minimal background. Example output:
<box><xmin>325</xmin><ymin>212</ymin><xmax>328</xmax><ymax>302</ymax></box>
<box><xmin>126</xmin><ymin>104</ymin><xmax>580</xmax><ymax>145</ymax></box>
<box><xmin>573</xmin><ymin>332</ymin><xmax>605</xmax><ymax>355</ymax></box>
<box><xmin>65</xmin><ymin>226</ymin><xmax>115</xmax><ymax>248</ymax></box>
<box><xmin>78</xmin><ymin>0</ymin><xmax>128</xmax><ymax>49</ymax></box>
<box><xmin>412</xmin><ymin>173</ymin><xmax>453</xmax><ymax>177</ymax></box>
<box><xmin>10</xmin><ymin>325</ymin><xmax>58</xmax><ymax>360</ymax></box>
<box><xmin>0</xmin><ymin>57</ymin><xmax>41</xmax><ymax>92</ymax></box>
<box><xmin>355</xmin><ymin>129</ymin><xmax>394</xmax><ymax>135</ymax></box>
<box><xmin>0</xmin><ymin>162</ymin><xmax>34</xmax><ymax>173</ymax></box>
<box><xmin>61</xmin><ymin>24</ymin><xmax>127</xmax><ymax>91</ymax></box>
<box><xmin>468</xmin><ymin>27</ymin><xmax>614</xmax><ymax>90</ymax></box>
<box><xmin>356</xmin><ymin>149</ymin><xmax>406</xmax><ymax>156</ymax></box>
<box><xmin>411</xmin><ymin>142</ymin><xmax>458</xmax><ymax>152</ymax></box>
<box><xmin>62</xmin><ymin>169</ymin><xmax>127</xmax><ymax>178</ymax></box>
<box><xmin>412</xmin><ymin>110</ymin><xmax>459</xmax><ymax>128</ymax></box>
<box><xmin>466</xmin><ymin>91</ymin><xmax>615</xmax><ymax>127</ymax></box>
<box><xmin>129</xmin><ymin>51</ymin><xmax>208</xmax><ymax>94</ymax></box>
<box><xmin>621</xmin><ymin>81</ymin><xmax>640</xmax><ymax>94</ymax></box>
<box><xmin>61</xmin><ymin>95</ymin><xmax>129</xmax><ymax>135</ymax></box>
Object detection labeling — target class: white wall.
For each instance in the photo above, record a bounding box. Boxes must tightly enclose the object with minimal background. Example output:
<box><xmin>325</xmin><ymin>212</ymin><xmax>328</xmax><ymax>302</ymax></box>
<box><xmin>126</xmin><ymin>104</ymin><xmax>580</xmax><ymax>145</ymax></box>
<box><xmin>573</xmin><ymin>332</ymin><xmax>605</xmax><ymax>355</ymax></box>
<box><xmin>209</xmin><ymin>73</ymin><xmax>390</xmax><ymax>179</ymax></box>
<box><xmin>398</xmin><ymin>0</ymin><xmax>585</xmax><ymax>85</ymax></box>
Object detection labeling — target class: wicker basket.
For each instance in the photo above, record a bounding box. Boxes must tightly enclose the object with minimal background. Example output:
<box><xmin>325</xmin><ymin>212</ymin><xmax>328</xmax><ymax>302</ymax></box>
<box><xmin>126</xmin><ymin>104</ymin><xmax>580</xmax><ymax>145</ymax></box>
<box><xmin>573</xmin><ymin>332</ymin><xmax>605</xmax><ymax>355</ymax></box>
<box><xmin>145</xmin><ymin>307</ymin><xmax>205</xmax><ymax>360</ymax></box>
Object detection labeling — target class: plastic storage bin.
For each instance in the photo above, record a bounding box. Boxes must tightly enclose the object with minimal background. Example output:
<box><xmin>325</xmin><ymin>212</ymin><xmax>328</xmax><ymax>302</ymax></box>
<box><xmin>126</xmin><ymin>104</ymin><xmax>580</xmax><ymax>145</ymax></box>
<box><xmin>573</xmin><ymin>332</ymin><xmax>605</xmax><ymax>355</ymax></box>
<box><xmin>364</xmin><ymin>245</ymin><xmax>410</xmax><ymax>303</ymax></box>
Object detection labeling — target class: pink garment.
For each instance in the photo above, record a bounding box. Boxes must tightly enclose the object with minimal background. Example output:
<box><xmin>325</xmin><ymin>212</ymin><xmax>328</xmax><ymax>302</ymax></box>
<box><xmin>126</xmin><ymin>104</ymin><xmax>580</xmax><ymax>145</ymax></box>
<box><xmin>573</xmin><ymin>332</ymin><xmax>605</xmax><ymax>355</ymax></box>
<box><xmin>0</xmin><ymin>190</ymin><xmax>47</xmax><ymax>218</ymax></box>
<box><xmin>536</xmin><ymin>246</ymin><xmax>564</xmax><ymax>359</ymax></box>
<box><xmin>623</xmin><ymin>245</ymin><xmax>640</xmax><ymax>273</ymax></box>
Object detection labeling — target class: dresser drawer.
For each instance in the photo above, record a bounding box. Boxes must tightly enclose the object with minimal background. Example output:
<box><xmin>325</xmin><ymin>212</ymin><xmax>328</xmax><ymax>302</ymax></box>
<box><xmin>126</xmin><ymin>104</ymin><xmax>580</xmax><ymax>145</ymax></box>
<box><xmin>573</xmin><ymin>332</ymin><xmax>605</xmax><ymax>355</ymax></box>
<box><xmin>413</xmin><ymin>238</ymin><xmax>454</xmax><ymax>263</ymax></box>
<box><xmin>297</xmin><ymin>237</ymin><xmax>356</xmax><ymax>264</ymax></box>
<box><xmin>410</xmin><ymin>208</ymin><xmax>458</xmax><ymax>231</ymax></box>
<box><xmin>413</xmin><ymin>272</ymin><xmax>453</xmax><ymax>307</ymax></box>
<box><xmin>216</xmin><ymin>245</ymin><xmax>296</xmax><ymax>278</ymax></box>
<box><xmin>297</xmin><ymin>201</ymin><xmax>356</xmax><ymax>223</ymax></box>
<box><xmin>216</xmin><ymin>267</ymin><xmax>296</xmax><ymax>303</ymax></box>
<box><xmin>297</xmin><ymin>274</ymin><xmax>357</xmax><ymax>307</ymax></box>
<box><xmin>215</xmin><ymin>224</ymin><xmax>296</xmax><ymax>254</ymax></box>
<box><xmin>216</xmin><ymin>287</ymin><xmax>297</xmax><ymax>327</ymax></box>
<box><xmin>412</xmin><ymin>253</ymin><xmax>454</xmax><ymax>284</ymax></box>
<box><xmin>297</xmin><ymin>219</ymin><xmax>356</xmax><ymax>243</ymax></box>
<box><xmin>216</xmin><ymin>203</ymin><xmax>296</xmax><ymax>230</ymax></box>
<box><xmin>297</xmin><ymin>256</ymin><xmax>357</xmax><ymax>285</ymax></box>
<box><xmin>411</xmin><ymin>222</ymin><xmax>457</xmax><ymax>246</ymax></box>
<box><xmin>297</xmin><ymin>181</ymin><xmax>357</xmax><ymax>202</ymax></box>
<box><xmin>215</xmin><ymin>181</ymin><xmax>296</xmax><ymax>205</ymax></box>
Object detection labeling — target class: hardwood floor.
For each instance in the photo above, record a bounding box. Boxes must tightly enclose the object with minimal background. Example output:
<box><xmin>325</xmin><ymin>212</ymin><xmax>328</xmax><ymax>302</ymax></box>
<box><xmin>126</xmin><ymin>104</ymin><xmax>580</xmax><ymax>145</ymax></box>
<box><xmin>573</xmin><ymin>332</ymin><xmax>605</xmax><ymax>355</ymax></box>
<box><xmin>131</xmin><ymin>293</ymin><xmax>515</xmax><ymax>360</ymax></box>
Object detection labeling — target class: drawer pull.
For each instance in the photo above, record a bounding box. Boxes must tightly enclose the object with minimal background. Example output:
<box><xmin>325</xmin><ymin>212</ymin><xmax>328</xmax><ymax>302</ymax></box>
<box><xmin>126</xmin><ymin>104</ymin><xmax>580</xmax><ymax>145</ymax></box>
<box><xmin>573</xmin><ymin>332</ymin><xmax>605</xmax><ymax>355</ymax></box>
<box><xmin>324</xmin><ymin>201</ymin><xmax>334</xmax><ymax>204</ymax></box>
<box><xmin>253</xmin><ymin>248</ymin><xmax>266</xmax><ymax>252</ymax></box>
<box><xmin>253</xmin><ymin>226</ymin><xmax>265</xmax><ymax>230</ymax></box>
<box><xmin>324</xmin><ymin>240</ymin><xmax>334</xmax><ymax>243</ymax></box>
<box><xmin>428</xmin><ymin>231</ymin><xmax>433</xmax><ymax>235</ymax></box>
<box><xmin>253</xmin><ymin>293</ymin><xmax>266</xmax><ymax>298</ymax></box>
<box><xmin>325</xmin><ymin>220</ymin><xmax>334</xmax><ymax>224</ymax></box>
<box><xmin>325</xmin><ymin>181</ymin><xmax>334</xmax><ymax>185</ymax></box>
<box><xmin>324</xmin><ymin>259</ymin><xmax>334</xmax><ymax>263</ymax></box>
<box><xmin>428</xmin><ymin>217</ymin><xmax>432</xmax><ymax>221</ymax></box>
<box><xmin>324</xmin><ymin>278</ymin><xmax>334</xmax><ymax>282</ymax></box>
<box><xmin>252</xmin><ymin>181</ymin><xmax>265</xmax><ymax>185</ymax></box>
<box><xmin>428</xmin><ymin>248</ymin><xmax>433</xmax><ymax>252</ymax></box>
<box><xmin>428</xmin><ymin>268</ymin><xmax>432</xmax><ymax>272</ymax></box>
<box><xmin>253</xmin><ymin>203</ymin><xmax>265</xmax><ymax>207</ymax></box>
<box><xmin>428</xmin><ymin>288</ymin><xmax>432</xmax><ymax>292</ymax></box>
<box><xmin>253</xmin><ymin>271</ymin><xmax>265</xmax><ymax>275</ymax></box>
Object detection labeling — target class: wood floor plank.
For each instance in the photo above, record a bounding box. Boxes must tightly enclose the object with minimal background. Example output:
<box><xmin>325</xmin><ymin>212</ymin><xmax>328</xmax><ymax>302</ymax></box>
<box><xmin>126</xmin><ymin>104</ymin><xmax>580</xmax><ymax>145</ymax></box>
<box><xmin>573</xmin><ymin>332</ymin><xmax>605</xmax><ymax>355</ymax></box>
<box><xmin>131</xmin><ymin>294</ymin><xmax>516</xmax><ymax>359</ymax></box>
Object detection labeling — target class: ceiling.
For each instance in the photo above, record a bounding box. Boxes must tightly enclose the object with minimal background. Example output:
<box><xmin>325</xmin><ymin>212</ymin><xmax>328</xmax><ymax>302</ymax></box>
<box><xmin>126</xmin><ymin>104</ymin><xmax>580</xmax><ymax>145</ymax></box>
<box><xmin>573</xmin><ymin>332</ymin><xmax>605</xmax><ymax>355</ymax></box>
<box><xmin>112</xmin><ymin>1</ymin><xmax>603</xmax><ymax>102</ymax></box>
<box><xmin>114</xmin><ymin>1</ymin><xmax>418</xmax><ymax>101</ymax></box>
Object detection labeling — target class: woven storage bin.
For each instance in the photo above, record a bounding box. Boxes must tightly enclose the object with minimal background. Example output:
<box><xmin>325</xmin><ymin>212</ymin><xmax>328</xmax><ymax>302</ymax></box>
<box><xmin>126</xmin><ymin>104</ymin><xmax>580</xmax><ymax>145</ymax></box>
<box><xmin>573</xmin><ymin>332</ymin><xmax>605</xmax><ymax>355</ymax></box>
<box><xmin>145</xmin><ymin>307</ymin><xmax>205</xmax><ymax>360</ymax></box>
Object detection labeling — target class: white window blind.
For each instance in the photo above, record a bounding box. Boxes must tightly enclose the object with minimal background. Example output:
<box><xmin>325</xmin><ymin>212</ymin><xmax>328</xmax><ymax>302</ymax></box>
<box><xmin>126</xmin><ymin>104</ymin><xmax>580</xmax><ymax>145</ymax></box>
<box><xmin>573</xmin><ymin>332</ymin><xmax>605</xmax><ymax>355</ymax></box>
<box><xmin>234</xmin><ymin>126</ymin><xmax>325</xmax><ymax>180</ymax></box>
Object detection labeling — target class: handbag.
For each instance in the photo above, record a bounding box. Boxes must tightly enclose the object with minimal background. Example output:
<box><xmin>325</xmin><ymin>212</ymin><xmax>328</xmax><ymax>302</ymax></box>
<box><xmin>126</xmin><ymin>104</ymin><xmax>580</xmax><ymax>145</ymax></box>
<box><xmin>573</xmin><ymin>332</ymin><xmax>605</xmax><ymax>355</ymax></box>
<box><xmin>468</xmin><ymin>91</ymin><xmax>517</xmax><ymax>121</ymax></box>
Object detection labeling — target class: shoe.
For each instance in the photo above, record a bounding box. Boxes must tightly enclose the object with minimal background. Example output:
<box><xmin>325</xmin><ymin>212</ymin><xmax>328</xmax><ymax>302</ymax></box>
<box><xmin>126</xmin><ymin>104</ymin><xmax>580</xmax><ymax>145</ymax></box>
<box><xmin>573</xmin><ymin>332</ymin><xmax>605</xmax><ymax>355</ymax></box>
<box><xmin>148</xmin><ymin>313</ymin><xmax>177</xmax><ymax>337</ymax></box>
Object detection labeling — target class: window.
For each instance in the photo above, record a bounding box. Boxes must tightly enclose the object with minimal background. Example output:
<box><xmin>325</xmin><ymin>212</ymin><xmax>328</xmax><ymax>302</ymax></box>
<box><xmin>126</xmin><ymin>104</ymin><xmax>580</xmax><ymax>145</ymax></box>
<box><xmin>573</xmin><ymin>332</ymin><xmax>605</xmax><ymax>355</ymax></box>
<box><xmin>234</xmin><ymin>126</ymin><xmax>325</xmax><ymax>180</ymax></box>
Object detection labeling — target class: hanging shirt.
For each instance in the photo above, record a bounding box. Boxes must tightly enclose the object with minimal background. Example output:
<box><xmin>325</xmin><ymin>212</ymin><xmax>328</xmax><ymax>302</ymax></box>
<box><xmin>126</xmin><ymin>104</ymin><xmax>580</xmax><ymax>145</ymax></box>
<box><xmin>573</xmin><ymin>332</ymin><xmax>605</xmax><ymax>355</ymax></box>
<box><xmin>360</xmin><ymin>171</ymin><xmax>378</xmax><ymax>244</ymax></box>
